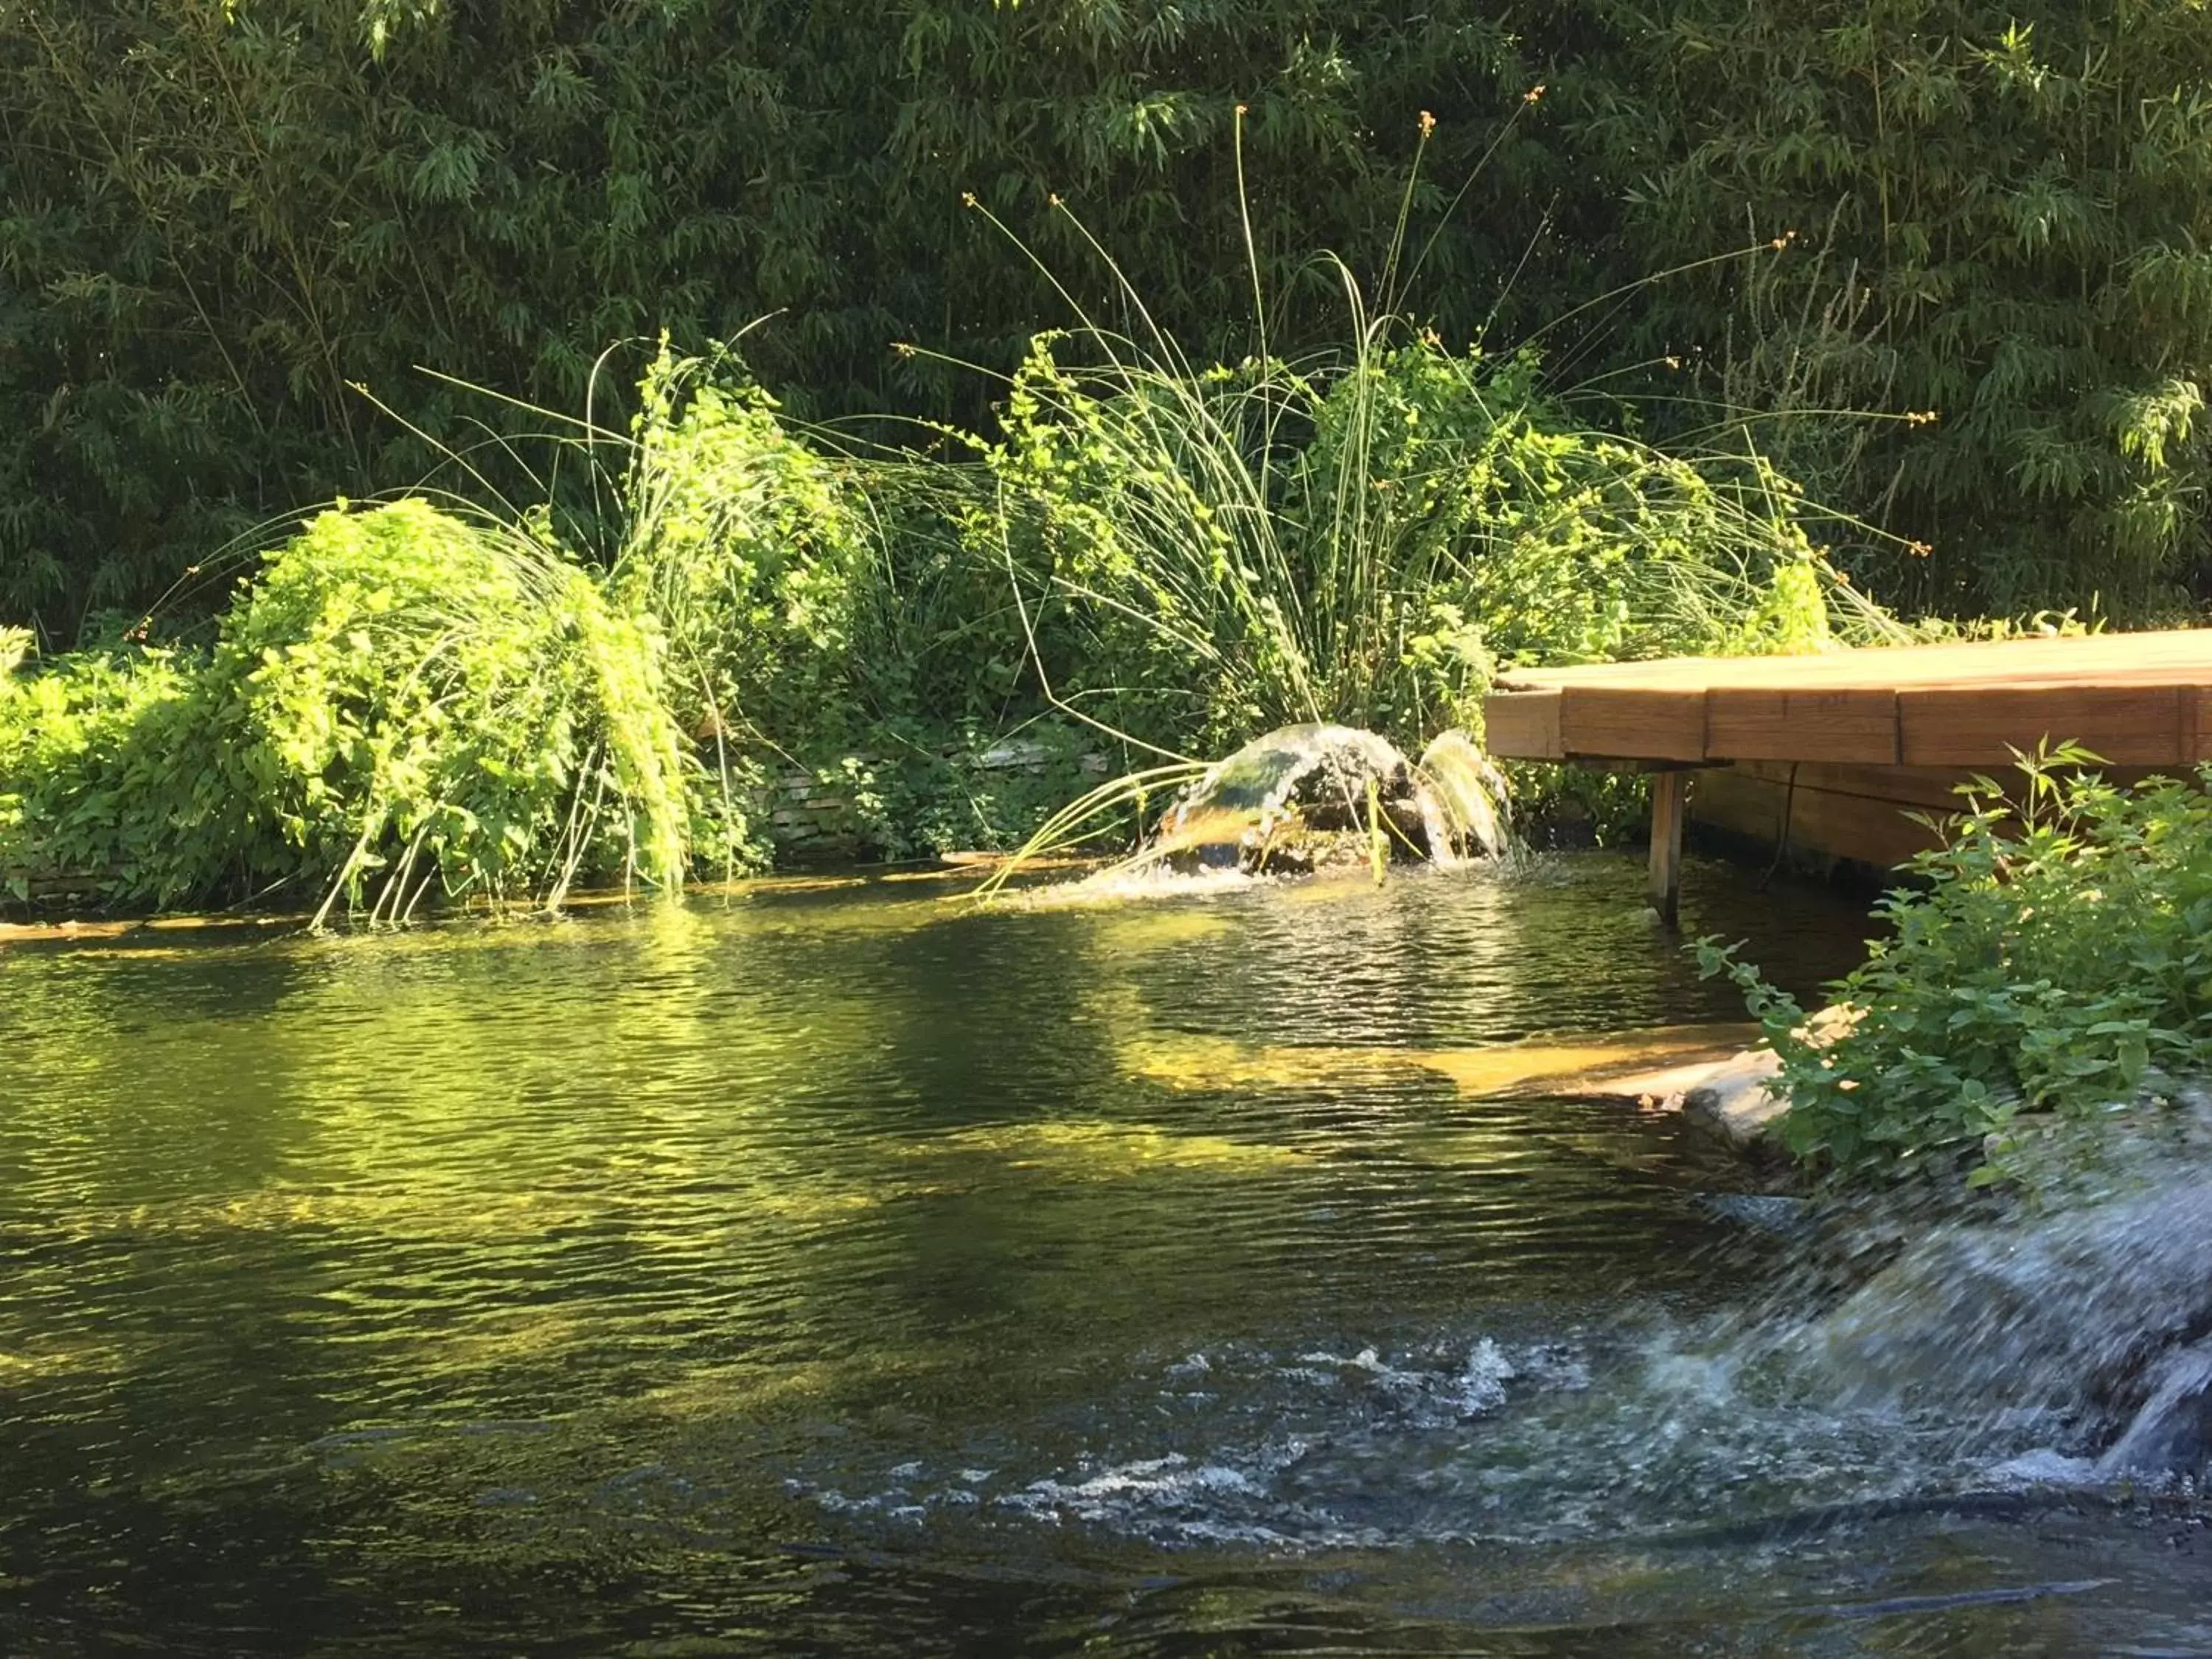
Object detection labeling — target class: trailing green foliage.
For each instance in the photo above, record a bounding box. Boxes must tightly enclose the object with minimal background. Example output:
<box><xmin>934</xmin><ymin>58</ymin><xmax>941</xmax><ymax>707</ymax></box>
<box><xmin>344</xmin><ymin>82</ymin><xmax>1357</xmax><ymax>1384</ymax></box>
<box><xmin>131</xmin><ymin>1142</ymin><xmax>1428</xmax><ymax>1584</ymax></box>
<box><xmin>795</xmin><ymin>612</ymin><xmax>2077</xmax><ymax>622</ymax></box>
<box><xmin>1701</xmin><ymin>745</ymin><xmax>2212</xmax><ymax>1185</ymax></box>
<box><xmin>1</xmin><ymin>499</ymin><xmax>709</xmax><ymax>916</ymax></box>
<box><xmin>600</xmin><ymin>343</ymin><xmax>1121</xmax><ymax>863</ymax></box>
<box><xmin>224</xmin><ymin>499</ymin><xmax>695</xmax><ymax>918</ymax></box>
<box><xmin>610</xmin><ymin>347</ymin><xmax>885</xmax><ymax>762</ymax></box>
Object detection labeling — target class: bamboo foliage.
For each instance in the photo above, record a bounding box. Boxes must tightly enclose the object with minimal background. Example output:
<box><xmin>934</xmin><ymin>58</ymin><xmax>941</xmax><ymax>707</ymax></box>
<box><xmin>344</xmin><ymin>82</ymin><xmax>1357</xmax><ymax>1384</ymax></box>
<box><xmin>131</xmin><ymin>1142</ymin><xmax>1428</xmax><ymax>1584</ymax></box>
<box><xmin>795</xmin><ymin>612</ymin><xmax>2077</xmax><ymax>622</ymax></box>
<box><xmin>1598</xmin><ymin>0</ymin><xmax>2212</xmax><ymax>617</ymax></box>
<box><xmin>10</xmin><ymin>0</ymin><xmax>2212</xmax><ymax>635</ymax></box>
<box><xmin>0</xmin><ymin>0</ymin><xmax>1574</xmax><ymax>637</ymax></box>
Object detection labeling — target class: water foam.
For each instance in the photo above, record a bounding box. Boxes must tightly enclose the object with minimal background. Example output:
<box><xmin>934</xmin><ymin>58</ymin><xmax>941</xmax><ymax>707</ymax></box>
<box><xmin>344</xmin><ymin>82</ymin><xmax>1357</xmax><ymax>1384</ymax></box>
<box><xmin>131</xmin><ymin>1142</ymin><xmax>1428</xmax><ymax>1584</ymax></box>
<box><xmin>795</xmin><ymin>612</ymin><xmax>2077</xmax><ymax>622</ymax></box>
<box><xmin>799</xmin><ymin>1169</ymin><xmax>2212</xmax><ymax>1550</ymax></box>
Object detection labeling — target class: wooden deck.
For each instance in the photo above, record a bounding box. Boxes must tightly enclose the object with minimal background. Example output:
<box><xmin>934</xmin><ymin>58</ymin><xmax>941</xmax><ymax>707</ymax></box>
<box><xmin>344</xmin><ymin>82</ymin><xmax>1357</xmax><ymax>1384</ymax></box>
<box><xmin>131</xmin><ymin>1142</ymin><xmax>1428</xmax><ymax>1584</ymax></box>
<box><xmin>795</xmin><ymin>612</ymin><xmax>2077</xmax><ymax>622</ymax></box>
<box><xmin>1486</xmin><ymin>629</ymin><xmax>2212</xmax><ymax>769</ymax></box>
<box><xmin>1481</xmin><ymin>629</ymin><xmax>2212</xmax><ymax>922</ymax></box>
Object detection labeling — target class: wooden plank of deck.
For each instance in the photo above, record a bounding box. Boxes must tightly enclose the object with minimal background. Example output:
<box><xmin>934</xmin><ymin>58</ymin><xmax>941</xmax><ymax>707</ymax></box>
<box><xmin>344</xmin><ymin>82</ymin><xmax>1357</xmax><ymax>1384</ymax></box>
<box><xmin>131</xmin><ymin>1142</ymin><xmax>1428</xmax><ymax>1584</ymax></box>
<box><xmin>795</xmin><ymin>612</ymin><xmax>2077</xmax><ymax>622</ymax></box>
<box><xmin>1498</xmin><ymin>630</ymin><xmax>2212</xmax><ymax>687</ymax></box>
<box><xmin>1703</xmin><ymin>687</ymin><xmax>1901</xmax><ymax>764</ymax></box>
<box><xmin>1483</xmin><ymin>687</ymin><xmax>1563</xmax><ymax>759</ymax></box>
<box><xmin>1897</xmin><ymin>684</ymin><xmax>2186</xmax><ymax>767</ymax></box>
<box><xmin>1561</xmin><ymin>685</ymin><xmax>1708</xmax><ymax>762</ymax></box>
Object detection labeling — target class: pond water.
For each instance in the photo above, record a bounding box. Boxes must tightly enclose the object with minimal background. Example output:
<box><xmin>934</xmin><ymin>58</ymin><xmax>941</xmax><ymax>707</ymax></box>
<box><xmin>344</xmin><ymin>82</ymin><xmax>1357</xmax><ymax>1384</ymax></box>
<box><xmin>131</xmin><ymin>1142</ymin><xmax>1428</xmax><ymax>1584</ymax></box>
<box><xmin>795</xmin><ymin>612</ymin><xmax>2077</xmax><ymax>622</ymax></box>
<box><xmin>4</xmin><ymin>855</ymin><xmax>2211</xmax><ymax>1655</ymax></box>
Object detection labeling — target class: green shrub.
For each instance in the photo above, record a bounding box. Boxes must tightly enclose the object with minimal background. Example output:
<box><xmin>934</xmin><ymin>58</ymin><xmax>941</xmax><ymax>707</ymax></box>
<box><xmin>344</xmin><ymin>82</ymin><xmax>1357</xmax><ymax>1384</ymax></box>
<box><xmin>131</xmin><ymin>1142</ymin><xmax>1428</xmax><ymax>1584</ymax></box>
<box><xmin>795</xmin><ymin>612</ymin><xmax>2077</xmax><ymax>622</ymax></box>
<box><xmin>1</xmin><ymin>499</ymin><xmax>720</xmax><ymax>916</ymax></box>
<box><xmin>611</xmin><ymin>347</ymin><xmax>882</xmax><ymax>762</ymax></box>
<box><xmin>599</xmin><ymin>343</ymin><xmax>1088</xmax><ymax>858</ymax></box>
<box><xmin>1701</xmin><ymin>747</ymin><xmax>2212</xmax><ymax>1184</ymax></box>
<box><xmin>214</xmin><ymin>498</ymin><xmax>696</xmax><ymax>917</ymax></box>
<box><xmin>602</xmin><ymin>342</ymin><xmax>1029</xmax><ymax>767</ymax></box>
<box><xmin>0</xmin><ymin>647</ymin><xmax>206</xmax><ymax>904</ymax></box>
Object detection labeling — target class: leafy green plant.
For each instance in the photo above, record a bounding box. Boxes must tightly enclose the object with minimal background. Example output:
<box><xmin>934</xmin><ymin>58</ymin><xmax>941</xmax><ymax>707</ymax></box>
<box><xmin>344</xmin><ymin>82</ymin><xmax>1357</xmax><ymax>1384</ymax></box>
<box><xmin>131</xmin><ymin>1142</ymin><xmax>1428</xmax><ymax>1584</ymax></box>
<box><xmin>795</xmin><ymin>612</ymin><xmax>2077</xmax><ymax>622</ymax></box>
<box><xmin>609</xmin><ymin>345</ymin><xmax>884</xmax><ymax>763</ymax></box>
<box><xmin>0</xmin><ymin>498</ymin><xmax>714</xmax><ymax>918</ymax></box>
<box><xmin>218</xmin><ymin>498</ymin><xmax>695</xmax><ymax>921</ymax></box>
<box><xmin>546</xmin><ymin>340</ymin><xmax>1083</xmax><ymax>864</ymax></box>
<box><xmin>0</xmin><ymin>645</ymin><xmax>204</xmax><ymax>905</ymax></box>
<box><xmin>1700</xmin><ymin>743</ymin><xmax>2212</xmax><ymax>1184</ymax></box>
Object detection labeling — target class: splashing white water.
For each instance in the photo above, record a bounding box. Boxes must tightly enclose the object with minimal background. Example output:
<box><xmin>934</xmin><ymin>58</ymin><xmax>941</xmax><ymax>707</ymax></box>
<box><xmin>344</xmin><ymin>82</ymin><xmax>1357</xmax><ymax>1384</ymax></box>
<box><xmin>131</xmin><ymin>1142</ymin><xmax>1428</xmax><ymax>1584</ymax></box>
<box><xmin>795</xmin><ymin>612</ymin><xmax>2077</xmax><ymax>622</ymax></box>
<box><xmin>796</xmin><ymin>1165</ymin><xmax>2212</xmax><ymax>1550</ymax></box>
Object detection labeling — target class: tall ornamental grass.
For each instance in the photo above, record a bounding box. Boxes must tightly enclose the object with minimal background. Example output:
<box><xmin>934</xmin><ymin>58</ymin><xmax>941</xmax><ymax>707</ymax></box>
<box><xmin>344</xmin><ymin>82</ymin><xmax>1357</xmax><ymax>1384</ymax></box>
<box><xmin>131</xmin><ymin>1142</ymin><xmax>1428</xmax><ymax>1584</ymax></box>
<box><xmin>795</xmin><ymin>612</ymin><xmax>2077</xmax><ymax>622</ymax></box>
<box><xmin>963</xmin><ymin>323</ymin><xmax>1905</xmax><ymax>765</ymax></box>
<box><xmin>940</xmin><ymin>165</ymin><xmax>1907</xmax><ymax>774</ymax></box>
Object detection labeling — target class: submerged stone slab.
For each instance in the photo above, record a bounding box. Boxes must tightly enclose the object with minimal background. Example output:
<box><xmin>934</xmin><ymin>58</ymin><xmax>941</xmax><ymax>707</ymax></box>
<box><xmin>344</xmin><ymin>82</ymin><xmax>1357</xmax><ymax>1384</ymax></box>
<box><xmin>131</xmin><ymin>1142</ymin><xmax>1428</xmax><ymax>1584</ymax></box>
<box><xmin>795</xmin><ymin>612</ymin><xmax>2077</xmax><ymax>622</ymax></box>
<box><xmin>1683</xmin><ymin>1050</ymin><xmax>1790</xmax><ymax>1149</ymax></box>
<box><xmin>1570</xmin><ymin>1046</ymin><xmax>1788</xmax><ymax>1152</ymax></box>
<box><xmin>1587</xmin><ymin>1006</ymin><xmax>1863</xmax><ymax>1152</ymax></box>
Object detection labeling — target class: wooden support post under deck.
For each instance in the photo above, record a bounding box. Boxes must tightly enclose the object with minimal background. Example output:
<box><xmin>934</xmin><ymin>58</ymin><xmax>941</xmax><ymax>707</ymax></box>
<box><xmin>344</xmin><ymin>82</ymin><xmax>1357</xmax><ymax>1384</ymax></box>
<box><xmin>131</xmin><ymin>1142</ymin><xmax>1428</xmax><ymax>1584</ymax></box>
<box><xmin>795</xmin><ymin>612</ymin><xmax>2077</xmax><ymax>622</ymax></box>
<box><xmin>1648</xmin><ymin>769</ymin><xmax>1686</xmax><ymax>928</ymax></box>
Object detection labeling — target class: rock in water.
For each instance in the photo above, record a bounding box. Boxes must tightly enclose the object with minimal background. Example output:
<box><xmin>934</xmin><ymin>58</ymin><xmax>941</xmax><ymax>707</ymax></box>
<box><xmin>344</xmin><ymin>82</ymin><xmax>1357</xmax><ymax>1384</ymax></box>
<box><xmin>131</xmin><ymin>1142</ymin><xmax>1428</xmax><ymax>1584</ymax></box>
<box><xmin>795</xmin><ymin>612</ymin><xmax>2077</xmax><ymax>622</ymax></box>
<box><xmin>1682</xmin><ymin>1050</ymin><xmax>1789</xmax><ymax>1150</ymax></box>
<box><xmin>1155</xmin><ymin>725</ymin><xmax>1419</xmax><ymax>874</ymax></box>
<box><xmin>2097</xmin><ymin>1338</ymin><xmax>2212</xmax><ymax>1478</ymax></box>
<box><xmin>1795</xmin><ymin>1176</ymin><xmax>2212</xmax><ymax>1480</ymax></box>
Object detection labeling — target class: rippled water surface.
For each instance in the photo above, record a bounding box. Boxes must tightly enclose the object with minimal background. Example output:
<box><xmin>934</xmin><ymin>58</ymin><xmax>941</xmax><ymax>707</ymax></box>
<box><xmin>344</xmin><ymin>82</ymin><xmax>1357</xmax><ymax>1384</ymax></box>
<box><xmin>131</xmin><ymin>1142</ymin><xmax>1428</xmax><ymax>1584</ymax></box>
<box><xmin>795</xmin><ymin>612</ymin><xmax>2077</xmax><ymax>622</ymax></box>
<box><xmin>7</xmin><ymin>855</ymin><xmax>2212</xmax><ymax>1654</ymax></box>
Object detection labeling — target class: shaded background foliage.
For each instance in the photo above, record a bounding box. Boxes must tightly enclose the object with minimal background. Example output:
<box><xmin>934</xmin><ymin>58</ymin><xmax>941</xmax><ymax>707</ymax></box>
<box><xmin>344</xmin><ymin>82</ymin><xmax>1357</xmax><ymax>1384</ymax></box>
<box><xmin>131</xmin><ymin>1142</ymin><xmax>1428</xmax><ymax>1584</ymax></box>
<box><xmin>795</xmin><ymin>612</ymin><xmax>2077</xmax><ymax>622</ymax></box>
<box><xmin>6</xmin><ymin>0</ymin><xmax>2212</xmax><ymax>641</ymax></box>
<box><xmin>0</xmin><ymin>0</ymin><xmax>1584</xmax><ymax>639</ymax></box>
<box><xmin>1605</xmin><ymin>0</ymin><xmax>2212</xmax><ymax>619</ymax></box>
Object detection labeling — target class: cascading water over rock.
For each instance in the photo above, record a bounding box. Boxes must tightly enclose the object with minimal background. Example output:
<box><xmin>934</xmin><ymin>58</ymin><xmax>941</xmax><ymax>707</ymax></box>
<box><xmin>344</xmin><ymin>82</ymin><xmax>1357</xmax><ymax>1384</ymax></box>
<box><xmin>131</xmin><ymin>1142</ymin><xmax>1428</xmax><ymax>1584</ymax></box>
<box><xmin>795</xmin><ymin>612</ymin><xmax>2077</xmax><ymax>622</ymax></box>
<box><xmin>1147</xmin><ymin>723</ymin><xmax>1512</xmax><ymax>877</ymax></box>
<box><xmin>1778</xmin><ymin>1164</ymin><xmax>2212</xmax><ymax>1486</ymax></box>
<box><xmin>809</xmin><ymin>1136</ymin><xmax>2212</xmax><ymax>1554</ymax></box>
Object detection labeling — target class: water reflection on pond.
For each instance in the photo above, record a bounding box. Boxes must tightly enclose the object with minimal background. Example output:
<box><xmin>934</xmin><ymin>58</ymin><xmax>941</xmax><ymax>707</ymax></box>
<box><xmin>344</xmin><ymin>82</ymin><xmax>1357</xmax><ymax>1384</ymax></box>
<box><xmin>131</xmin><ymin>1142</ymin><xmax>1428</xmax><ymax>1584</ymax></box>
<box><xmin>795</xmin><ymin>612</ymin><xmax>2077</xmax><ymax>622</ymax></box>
<box><xmin>4</xmin><ymin>855</ymin><xmax>2209</xmax><ymax>1654</ymax></box>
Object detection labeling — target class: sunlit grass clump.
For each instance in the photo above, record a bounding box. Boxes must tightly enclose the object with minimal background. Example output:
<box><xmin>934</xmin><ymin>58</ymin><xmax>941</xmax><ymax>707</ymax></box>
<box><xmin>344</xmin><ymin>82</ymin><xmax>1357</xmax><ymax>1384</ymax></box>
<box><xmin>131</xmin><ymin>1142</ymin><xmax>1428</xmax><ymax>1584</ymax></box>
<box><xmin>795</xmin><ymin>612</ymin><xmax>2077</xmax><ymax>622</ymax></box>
<box><xmin>932</xmin><ymin>167</ymin><xmax>1912</xmax><ymax>874</ymax></box>
<box><xmin>961</xmin><ymin>324</ymin><xmax>1901</xmax><ymax>766</ymax></box>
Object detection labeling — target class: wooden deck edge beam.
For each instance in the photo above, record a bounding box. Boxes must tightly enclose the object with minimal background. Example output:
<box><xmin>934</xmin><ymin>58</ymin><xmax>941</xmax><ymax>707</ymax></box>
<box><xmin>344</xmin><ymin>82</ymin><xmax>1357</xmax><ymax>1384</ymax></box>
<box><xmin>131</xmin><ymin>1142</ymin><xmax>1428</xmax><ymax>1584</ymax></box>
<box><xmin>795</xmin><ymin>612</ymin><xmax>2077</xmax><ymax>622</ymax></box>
<box><xmin>1558</xmin><ymin>685</ymin><xmax>1707</xmax><ymax>762</ymax></box>
<box><xmin>1484</xmin><ymin>633</ymin><xmax>2212</xmax><ymax>776</ymax></box>
<box><xmin>1483</xmin><ymin>687</ymin><xmax>1563</xmax><ymax>759</ymax></box>
<box><xmin>1702</xmin><ymin>687</ymin><xmax>1902</xmax><ymax>765</ymax></box>
<box><xmin>1896</xmin><ymin>682</ymin><xmax>2212</xmax><ymax>768</ymax></box>
<box><xmin>1485</xmin><ymin>686</ymin><xmax>2212</xmax><ymax>769</ymax></box>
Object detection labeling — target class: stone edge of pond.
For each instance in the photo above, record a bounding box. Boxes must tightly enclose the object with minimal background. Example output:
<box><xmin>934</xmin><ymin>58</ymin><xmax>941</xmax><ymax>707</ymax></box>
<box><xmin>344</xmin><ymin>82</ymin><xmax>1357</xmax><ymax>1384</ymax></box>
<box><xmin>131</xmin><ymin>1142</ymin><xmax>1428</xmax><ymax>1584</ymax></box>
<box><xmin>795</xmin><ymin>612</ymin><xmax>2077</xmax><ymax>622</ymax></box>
<box><xmin>1565</xmin><ymin>1046</ymin><xmax>1792</xmax><ymax>1159</ymax></box>
<box><xmin>0</xmin><ymin>914</ymin><xmax>299</xmax><ymax>947</ymax></box>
